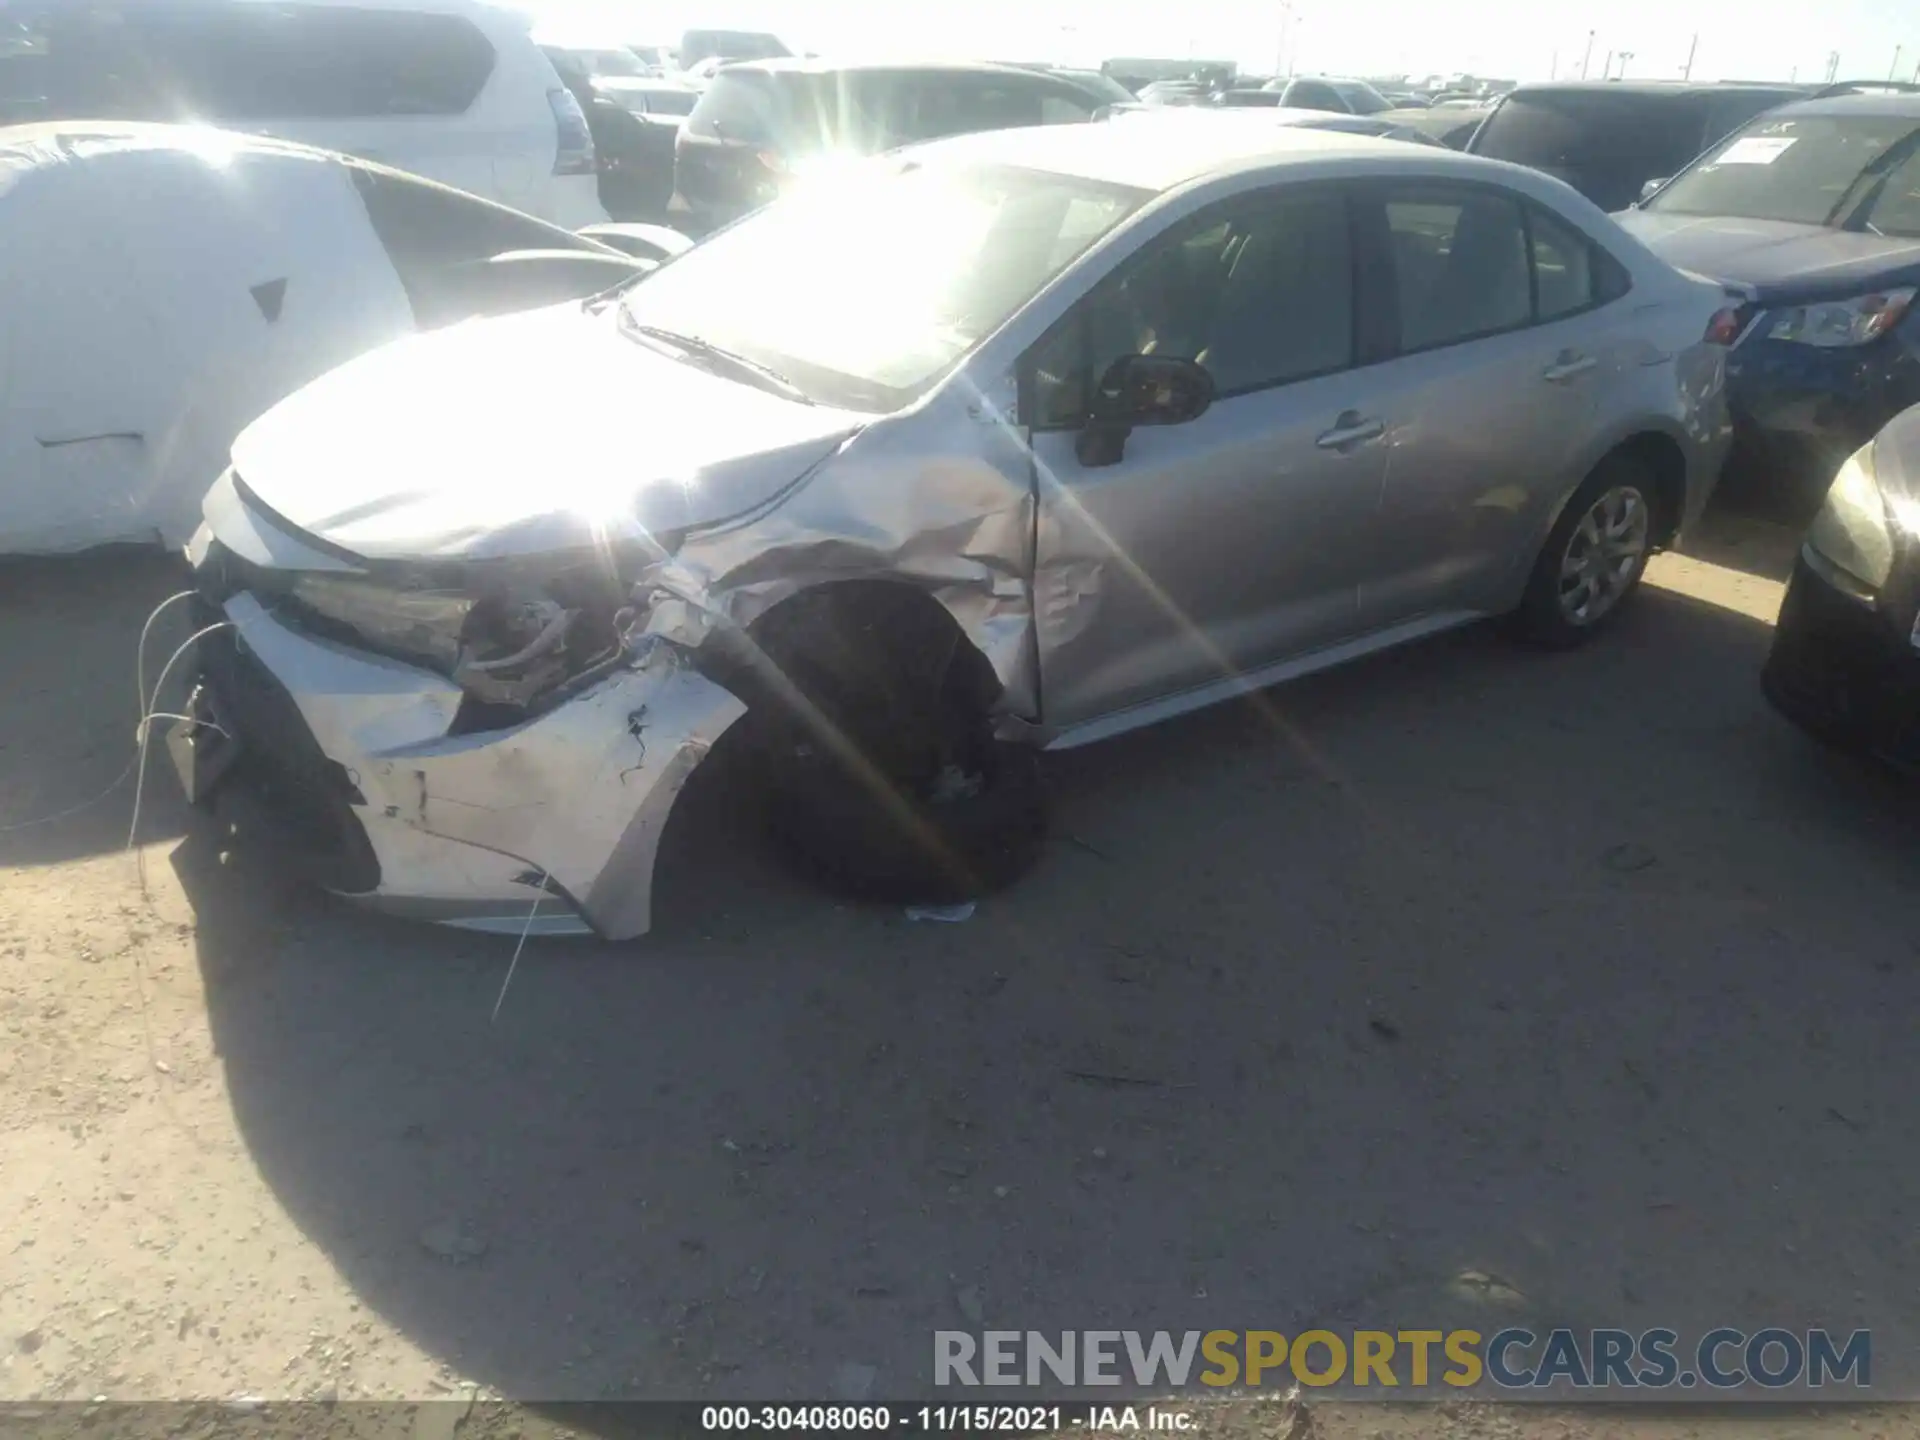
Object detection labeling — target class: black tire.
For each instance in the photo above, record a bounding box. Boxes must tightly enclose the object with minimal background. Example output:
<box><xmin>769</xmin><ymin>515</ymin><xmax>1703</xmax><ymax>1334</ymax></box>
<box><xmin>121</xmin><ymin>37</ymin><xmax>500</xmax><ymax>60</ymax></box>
<box><xmin>730</xmin><ymin>589</ymin><xmax>1049</xmax><ymax>905</ymax></box>
<box><xmin>1509</xmin><ymin>454</ymin><xmax>1660</xmax><ymax>649</ymax></box>
<box><xmin>761</xmin><ymin>733</ymin><xmax>1047</xmax><ymax>905</ymax></box>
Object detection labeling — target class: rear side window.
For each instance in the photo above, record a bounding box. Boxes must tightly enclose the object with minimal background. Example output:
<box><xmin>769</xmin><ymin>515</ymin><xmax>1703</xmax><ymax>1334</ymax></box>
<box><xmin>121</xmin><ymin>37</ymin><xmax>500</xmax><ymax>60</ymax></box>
<box><xmin>1382</xmin><ymin>187</ymin><xmax>1531</xmax><ymax>350</ymax></box>
<box><xmin>15</xmin><ymin>1</ymin><xmax>498</xmax><ymax>122</ymax></box>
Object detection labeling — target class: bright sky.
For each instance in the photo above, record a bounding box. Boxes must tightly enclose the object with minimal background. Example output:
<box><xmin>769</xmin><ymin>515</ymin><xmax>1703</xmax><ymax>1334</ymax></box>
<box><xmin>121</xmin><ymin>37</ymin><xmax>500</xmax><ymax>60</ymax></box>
<box><xmin>526</xmin><ymin>0</ymin><xmax>1917</xmax><ymax>87</ymax></box>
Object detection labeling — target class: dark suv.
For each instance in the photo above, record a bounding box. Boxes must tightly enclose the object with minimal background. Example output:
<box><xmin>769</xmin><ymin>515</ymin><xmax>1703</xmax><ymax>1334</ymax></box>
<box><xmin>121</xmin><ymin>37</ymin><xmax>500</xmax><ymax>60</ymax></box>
<box><xmin>670</xmin><ymin>60</ymin><xmax>1102</xmax><ymax>233</ymax></box>
<box><xmin>1467</xmin><ymin>80</ymin><xmax>1807</xmax><ymax>212</ymax></box>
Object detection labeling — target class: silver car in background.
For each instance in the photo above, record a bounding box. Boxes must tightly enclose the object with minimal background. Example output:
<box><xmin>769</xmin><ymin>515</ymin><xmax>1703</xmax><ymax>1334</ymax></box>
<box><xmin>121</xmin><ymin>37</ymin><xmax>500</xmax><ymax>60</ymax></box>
<box><xmin>170</xmin><ymin>123</ymin><xmax>1735</xmax><ymax>938</ymax></box>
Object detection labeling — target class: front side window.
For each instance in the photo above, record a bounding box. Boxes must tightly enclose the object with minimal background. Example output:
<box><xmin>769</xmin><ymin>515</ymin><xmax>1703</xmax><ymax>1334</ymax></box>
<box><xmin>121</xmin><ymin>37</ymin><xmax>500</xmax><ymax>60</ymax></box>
<box><xmin>619</xmin><ymin>159</ymin><xmax>1147</xmax><ymax>412</ymax></box>
<box><xmin>1647</xmin><ymin>114</ymin><xmax>1920</xmax><ymax>232</ymax></box>
<box><xmin>1030</xmin><ymin>188</ymin><xmax>1355</xmax><ymax>424</ymax></box>
<box><xmin>1383</xmin><ymin>186</ymin><xmax>1530</xmax><ymax>351</ymax></box>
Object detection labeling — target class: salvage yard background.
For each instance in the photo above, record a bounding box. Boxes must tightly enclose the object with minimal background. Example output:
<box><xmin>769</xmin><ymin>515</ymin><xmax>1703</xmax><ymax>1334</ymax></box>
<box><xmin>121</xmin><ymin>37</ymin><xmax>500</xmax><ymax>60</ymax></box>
<box><xmin>2</xmin><ymin>507</ymin><xmax>1919</xmax><ymax>1419</ymax></box>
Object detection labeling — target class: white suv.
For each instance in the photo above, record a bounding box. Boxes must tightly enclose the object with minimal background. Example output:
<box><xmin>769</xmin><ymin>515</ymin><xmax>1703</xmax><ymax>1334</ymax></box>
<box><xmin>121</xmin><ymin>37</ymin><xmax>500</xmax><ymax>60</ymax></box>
<box><xmin>0</xmin><ymin>0</ymin><xmax>607</xmax><ymax>227</ymax></box>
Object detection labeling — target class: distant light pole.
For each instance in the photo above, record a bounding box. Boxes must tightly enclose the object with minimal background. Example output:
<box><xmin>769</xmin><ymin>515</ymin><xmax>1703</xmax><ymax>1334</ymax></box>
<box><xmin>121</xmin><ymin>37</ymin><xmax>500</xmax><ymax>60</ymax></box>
<box><xmin>1580</xmin><ymin>28</ymin><xmax>1595</xmax><ymax>78</ymax></box>
<box><xmin>1601</xmin><ymin>48</ymin><xmax>1613</xmax><ymax>78</ymax></box>
<box><xmin>1825</xmin><ymin>50</ymin><xmax>1840</xmax><ymax>83</ymax></box>
<box><xmin>1890</xmin><ymin>45</ymin><xmax>1904</xmax><ymax>81</ymax></box>
<box><xmin>1616</xmin><ymin>50</ymin><xmax>1633</xmax><ymax>78</ymax></box>
<box><xmin>1681</xmin><ymin>32</ymin><xmax>1697</xmax><ymax>79</ymax></box>
<box><xmin>1273</xmin><ymin>0</ymin><xmax>1293</xmax><ymax>79</ymax></box>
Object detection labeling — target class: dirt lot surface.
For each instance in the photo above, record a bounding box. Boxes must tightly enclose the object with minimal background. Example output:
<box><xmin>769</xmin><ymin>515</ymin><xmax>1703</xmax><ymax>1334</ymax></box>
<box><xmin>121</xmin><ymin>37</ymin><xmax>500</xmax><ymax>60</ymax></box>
<box><xmin>2</xmin><ymin>505</ymin><xmax>1918</xmax><ymax>1439</ymax></box>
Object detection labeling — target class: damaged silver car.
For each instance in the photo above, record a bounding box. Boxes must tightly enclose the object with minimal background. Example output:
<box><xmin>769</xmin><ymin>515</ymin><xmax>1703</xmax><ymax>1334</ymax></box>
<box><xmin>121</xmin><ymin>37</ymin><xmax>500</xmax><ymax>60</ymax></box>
<box><xmin>170</xmin><ymin>123</ymin><xmax>1736</xmax><ymax>938</ymax></box>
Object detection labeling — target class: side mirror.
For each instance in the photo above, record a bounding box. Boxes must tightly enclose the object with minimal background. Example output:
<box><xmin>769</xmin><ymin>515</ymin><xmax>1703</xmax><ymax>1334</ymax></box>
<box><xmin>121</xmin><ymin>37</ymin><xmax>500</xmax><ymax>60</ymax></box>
<box><xmin>1637</xmin><ymin>176</ymin><xmax>1668</xmax><ymax>204</ymax></box>
<box><xmin>1075</xmin><ymin>354</ymin><xmax>1215</xmax><ymax>467</ymax></box>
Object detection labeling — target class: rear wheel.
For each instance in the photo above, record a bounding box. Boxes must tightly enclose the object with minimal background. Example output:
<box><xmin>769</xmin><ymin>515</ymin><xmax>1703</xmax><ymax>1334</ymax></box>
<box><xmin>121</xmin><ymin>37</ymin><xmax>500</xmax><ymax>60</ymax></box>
<box><xmin>1509</xmin><ymin>456</ymin><xmax>1657</xmax><ymax>648</ymax></box>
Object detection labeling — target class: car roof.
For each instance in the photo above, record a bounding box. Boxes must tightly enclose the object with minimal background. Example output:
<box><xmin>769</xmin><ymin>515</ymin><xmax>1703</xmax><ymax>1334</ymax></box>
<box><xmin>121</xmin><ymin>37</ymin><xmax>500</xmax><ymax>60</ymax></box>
<box><xmin>906</xmin><ymin>115</ymin><xmax>1515</xmax><ymax>193</ymax></box>
<box><xmin>1762</xmin><ymin>91</ymin><xmax>1920</xmax><ymax>119</ymax></box>
<box><xmin>1502</xmin><ymin>80</ymin><xmax>1806</xmax><ymax>100</ymax></box>
<box><xmin>720</xmin><ymin>58</ymin><xmax>1067</xmax><ymax>81</ymax></box>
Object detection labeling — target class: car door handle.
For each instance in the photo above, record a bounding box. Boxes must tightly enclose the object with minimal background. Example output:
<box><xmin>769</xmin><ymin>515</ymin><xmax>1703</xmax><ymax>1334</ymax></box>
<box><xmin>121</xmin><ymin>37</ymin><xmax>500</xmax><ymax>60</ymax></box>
<box><xmin>1542</xmin><ymin>353</ymin><xmax>1597</xmax><ymax>383</ymax></box>
<box><xmin>1315</xmin><ymin>413</ymin><xmax>1385</xmax><ymax>450</ymax></box>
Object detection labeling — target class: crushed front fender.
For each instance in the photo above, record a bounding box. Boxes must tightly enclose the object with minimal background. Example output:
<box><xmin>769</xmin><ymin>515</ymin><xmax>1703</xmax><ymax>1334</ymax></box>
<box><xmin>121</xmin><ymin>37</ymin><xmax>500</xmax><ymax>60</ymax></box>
<box><xmin>211</xmin><ymin>593</ymin><xmax>745</xmax><ymax>940</ymax></box>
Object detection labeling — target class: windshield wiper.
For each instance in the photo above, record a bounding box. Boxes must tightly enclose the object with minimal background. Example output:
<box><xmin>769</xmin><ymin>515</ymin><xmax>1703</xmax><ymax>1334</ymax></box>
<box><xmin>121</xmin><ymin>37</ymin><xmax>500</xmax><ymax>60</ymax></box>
<box><xmin>619</xmin><ymin>319</ymin><xmax>814</xmax><ymax>405</ymax></box>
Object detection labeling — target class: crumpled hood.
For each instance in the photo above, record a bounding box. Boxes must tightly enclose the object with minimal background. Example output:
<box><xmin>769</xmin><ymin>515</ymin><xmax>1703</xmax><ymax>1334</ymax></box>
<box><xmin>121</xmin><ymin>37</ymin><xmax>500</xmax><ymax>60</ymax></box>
<box><xmin>228</xmin><ymin>303</ymin><xmax>865</xmax><ymax>561</ymax></box>
<box><xmin>1615</xmin><ymin>211</ymin><xmax>1920</xmax><ymax>302</ymax></box>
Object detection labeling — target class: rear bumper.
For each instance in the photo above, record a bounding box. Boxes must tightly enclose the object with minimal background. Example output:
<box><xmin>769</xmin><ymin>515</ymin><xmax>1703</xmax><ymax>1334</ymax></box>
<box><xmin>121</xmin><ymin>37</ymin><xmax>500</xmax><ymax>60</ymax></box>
<box><xmin>1761</xmin><ymin>552</ymin><xmax>1920</xmax><ymax>772</ymax></box>
<box><xmin>171</xmin><ymin>591</ymin><xmax>746</xmax><ymax>939</ymax></box>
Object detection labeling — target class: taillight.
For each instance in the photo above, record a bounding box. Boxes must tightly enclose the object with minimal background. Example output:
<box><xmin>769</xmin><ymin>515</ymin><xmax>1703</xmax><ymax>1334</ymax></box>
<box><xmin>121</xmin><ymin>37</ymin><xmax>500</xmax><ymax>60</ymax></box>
<box><xmin>547</xmin><ymin>87</ymin><xmax>597</xmax><ymax>176</ymax></box>
<box><xmin>756</xmin><ymin>149</ymin><xmax>791</xmax><ymax>176</ymax></box>
<box><xmin>1703</xmin><ymin>304</ymin><xmax>1749</xmax><ymax>346</ymax></box>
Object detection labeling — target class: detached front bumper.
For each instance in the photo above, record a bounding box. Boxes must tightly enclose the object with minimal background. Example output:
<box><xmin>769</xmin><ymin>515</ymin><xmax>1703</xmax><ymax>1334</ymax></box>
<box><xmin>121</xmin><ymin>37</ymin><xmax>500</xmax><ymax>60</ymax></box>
<box><xmin>1761</xmin><ymin>552</ymin><xmax>1920</xmax><ymax>772</ymax></box>
<box><xmin>170</xmin><ymin>591</ymin><xmax>745</xmax><ymax>939</ymax></box>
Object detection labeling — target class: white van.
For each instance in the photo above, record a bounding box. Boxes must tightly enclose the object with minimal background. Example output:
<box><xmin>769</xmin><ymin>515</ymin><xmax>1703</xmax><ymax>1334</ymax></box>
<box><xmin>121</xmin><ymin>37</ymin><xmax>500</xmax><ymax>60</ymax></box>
<box><xmin>0</xmin><ymin>0</ymin><xmax>607</xmax><ymax>227</ymax></box>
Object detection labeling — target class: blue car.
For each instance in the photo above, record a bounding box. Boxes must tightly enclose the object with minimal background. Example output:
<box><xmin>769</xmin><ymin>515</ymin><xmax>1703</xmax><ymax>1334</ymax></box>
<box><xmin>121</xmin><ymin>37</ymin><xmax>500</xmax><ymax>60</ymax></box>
<box><xmin>1617</xmin><ymin>92</ymin><xmax>1920</xmax><ymax>494</ymax></box>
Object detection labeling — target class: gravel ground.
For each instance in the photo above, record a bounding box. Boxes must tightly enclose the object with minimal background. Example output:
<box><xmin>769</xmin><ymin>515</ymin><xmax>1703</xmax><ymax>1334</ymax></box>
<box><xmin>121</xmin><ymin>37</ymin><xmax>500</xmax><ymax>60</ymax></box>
<box><xmin>1</xmin><ymin>507</ymin><xmax>1917</xmax><ymax>1438</ymax></box>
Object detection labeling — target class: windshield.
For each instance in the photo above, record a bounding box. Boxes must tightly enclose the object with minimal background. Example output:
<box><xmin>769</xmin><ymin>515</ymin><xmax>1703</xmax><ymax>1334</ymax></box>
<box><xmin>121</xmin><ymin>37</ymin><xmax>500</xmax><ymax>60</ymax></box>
<box><xmin>1647</xmin><ymin>114</ymin><xmax>1920</xmax><ymax>233</ymax></box>
<box><xmin>618</xmin><ymin>160</ymin><xmax>1147</xmax><ymax>412</ymax></box>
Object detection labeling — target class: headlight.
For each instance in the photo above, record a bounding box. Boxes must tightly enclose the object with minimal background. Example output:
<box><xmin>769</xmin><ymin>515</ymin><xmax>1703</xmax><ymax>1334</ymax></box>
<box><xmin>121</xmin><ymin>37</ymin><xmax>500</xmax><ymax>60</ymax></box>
<box><xmin>287</xmin><ymin>575</ymin><xmax>474</xmax><ymax>670</ymax></box>
<box><xmin>1806</xmin><ymin>445</ymin><xmax>1894</xmax><ymax>592</ymax></box>
<box><xmin>1765</xmin><ymin>288</ymin><xmax>1914</xmax><ymax>347</ymax></box>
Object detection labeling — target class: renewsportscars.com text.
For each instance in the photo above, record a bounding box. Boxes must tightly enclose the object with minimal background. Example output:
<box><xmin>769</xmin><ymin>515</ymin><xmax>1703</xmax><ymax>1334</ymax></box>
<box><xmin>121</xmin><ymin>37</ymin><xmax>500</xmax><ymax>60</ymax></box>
<box><xmin>934</xmin><ymin>1328</ymin><xmax>1871</xmax><ymax>1391</ymax></box>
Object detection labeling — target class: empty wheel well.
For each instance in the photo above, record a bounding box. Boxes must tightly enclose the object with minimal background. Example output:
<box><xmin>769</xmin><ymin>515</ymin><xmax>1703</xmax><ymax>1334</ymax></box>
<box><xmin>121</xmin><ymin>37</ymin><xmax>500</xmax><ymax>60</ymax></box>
<box><xmin>1609</xmin><ymin>432</ymin><xmax>1689</xmax><ymax>546</ymax></box>
<box><xmin>700</xmin><ymin>581</ymin><xmax>1004</xmax><ymax>778</ymax></box>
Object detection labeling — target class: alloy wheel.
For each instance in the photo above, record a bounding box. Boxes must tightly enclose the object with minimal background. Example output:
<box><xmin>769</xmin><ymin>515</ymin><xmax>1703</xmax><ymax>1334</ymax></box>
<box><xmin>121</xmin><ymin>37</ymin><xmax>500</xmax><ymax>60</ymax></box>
<box><xmin>1558</xmin><ymin>484</ymin><xmax>1651</xmax><ymax>626</ymax></box>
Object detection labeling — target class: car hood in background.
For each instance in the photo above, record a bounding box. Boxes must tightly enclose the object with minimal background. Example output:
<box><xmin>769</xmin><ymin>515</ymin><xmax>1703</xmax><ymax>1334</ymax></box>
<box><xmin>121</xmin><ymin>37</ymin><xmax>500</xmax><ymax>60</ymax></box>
<box><xmin>228</xmin><ymin>304</ymin><xmax>864</xmax><ymax>562</ymax></box>
<box><xmin>1615</xmin><ymin>211</ymin><xmax>1920</xmax><ymax>302</ymax></box>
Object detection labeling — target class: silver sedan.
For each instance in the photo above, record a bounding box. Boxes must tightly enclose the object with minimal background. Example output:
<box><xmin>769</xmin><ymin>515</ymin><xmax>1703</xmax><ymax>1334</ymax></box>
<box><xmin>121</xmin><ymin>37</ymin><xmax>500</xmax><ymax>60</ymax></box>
<box><xmin>172</xmin><ymin>123</ymin><xmax>1735</xmax><ymax>937</ymax></box>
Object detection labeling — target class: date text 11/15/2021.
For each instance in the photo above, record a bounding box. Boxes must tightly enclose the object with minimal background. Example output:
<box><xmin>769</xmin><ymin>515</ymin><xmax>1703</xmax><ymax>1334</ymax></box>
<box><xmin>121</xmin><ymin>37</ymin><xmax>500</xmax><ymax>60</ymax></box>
<box><xmin>700</xmin><ymin>1406</ymin><xmax>1196</xmax><ymax>1432</ymax></box>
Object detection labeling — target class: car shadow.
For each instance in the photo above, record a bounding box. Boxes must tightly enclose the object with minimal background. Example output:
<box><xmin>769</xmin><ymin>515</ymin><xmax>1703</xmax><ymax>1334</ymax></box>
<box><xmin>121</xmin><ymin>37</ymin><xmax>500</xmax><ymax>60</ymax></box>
<box><xmin>0</xmin><ymin>547</ymin><xmax>197</xmax><ymax>868</ymax></box>
<box><xmin>1679</xmin><ymin>504</ymin><xmax>1803</xmax><ymax>586</ymax></box>
<box><xmin>174</xmin><ymin>579</ymin><xmax>1920</xmax><ymax>1404</ymax></box>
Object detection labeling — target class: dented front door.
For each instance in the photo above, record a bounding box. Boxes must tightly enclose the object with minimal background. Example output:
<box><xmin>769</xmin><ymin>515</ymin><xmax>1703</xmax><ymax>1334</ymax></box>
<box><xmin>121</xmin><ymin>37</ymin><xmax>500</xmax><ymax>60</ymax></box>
<box><xmin>1024</xmin><ymin>184</ymin><xmax>1387</xmax><ymax>733</ymax></box>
